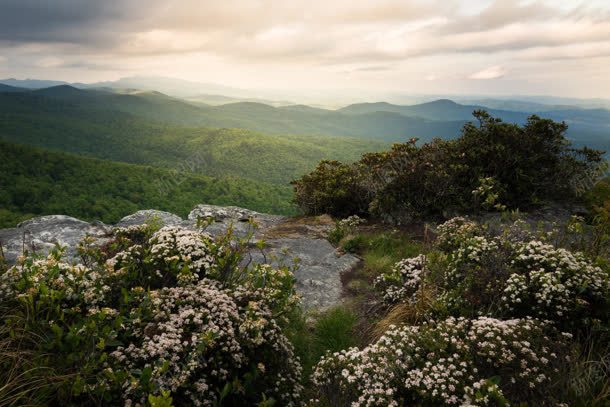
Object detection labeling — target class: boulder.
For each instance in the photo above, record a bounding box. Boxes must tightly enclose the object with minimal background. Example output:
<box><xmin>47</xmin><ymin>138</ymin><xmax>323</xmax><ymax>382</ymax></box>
<box><xmin>0</xmin><ymin>206</ymin><xmax>358</xmax><ymax>309</ymax></box>
<box><xmin>0</xmin><ymin>215</ymin><xmax>110</xmax><ymax>264</ymax></box>
<box><xmin>116</xmin><ymin>210</ymin><xmax>184</xmax><ymax>228</ymax></box>
<box><xmin>188</xmin><ymin>204</ymin><xmax>285</xmax><ymax>238</ymax></box>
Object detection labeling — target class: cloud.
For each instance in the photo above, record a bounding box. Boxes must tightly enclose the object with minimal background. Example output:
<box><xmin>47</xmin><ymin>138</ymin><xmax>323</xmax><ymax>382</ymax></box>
<box><xmin>1</xmin><ymin>0</ymin><xmax>609</xmax><ymax>63</ymax></box>
<box><xmin>36</xmin><ymin>56</ymin><xmax>64</xmax><ymax>68</ymax></box>
<box><xmin>354</xmin><ymin>65</ymin><xmax>392</xmax><ymax>72</ymax></box>
<box><xmin>468</xmin><ymin>65</ymin><xmax>507</xmax><ymax>80</ymax></box>
<box><xmin>0</xmin><ymin>0</ymin><xmax>609</xmax><ymax>97</ymax></box>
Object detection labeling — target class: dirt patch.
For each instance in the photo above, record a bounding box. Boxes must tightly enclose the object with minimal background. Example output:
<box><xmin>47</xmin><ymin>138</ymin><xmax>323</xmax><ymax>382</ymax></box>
<box><xmin>262</xmin><ymin>215</ymin><xmax>335</xmax><ymax>239</ymax></box>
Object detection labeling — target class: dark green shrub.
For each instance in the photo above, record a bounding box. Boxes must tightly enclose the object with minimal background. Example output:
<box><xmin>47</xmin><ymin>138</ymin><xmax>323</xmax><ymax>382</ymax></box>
<box><xmin>292</xmin><ymin>111</ymin><xmax>607</xmax><ymax>221</ymax></box>
<box><xmin>291</xmin><ymin>160</ymin><xmax>370</xmax><ymax>217</ymax></box>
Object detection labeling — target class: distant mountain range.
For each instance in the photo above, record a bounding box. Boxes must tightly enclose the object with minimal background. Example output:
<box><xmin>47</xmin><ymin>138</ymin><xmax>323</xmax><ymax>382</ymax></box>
<box><xmin>339</xmin><ymin>99</ymin><xmax>528</xmax><ymax>122</ymax></box>
<box><xmin>0</xmin><ymin>78</ymin><xmax>69</xmax><ymax>89</ymax></box>
<box><xmin>3</xmin><ymin>75</ymin><xmax>610</xmax><ymax>109</ymax></box>
<box><xmin>0</xmin><ymin>81</ymin><xmax>608</xmax><ymax>154</ymax></box>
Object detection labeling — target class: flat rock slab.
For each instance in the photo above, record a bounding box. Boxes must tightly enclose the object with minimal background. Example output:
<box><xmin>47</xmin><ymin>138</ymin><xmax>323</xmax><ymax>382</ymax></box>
<box><xmin>0</xmin><ymin>215</ymin><xmax>110</xmax><ymax>264</ymax></box>
<box><xmin>249</xmin><ymin>237</ymin><xmax>360</xmax><ymax>309</ymax></box>
<box><xmin>189</xmin><ymin>204</ymin><xmax>286</xmax><ymax>238</ymax></box>
<box><xmin>116</xmin><ymin>210</ymin><xmax>184</xmax><ymax>228</ymax></box>
<box><xmin>0</xmin><ymin>206</ymin><xmax>358</xmax><ymax>309</ymax></box>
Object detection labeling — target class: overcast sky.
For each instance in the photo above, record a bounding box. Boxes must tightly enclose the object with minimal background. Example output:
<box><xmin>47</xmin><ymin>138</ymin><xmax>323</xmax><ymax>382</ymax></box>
<box><xmin>0</xmin><ymin>0</ymin><xmax>609</xmax><ymax>98</ymax></box>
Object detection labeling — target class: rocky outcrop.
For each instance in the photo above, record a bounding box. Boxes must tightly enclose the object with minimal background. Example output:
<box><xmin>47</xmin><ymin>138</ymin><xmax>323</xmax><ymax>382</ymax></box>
<box><xmin>0</xmin><ymin>215</ymin><xmax>111</xmax><ymax>264</ymax></box>
<box><xmin>116</xmin><ymin>210</ymin><xmax>184</xmax><ymax>228</ymax></box>
<box><xmin>0</xmin><ymin>205</ymin><xmax>359</xmax><ymax>309</ymax></box>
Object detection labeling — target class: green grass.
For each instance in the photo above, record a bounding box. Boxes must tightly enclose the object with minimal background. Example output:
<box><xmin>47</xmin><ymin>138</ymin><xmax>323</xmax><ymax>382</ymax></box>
<box><xmin>285</xmin><ymin>306</ymin><xmax>357</xmax><ymax>382</ymax></box>
<box><xmin>343</xmin><ymin>230</ymin><xmax>426</xmax><ymax>279</ymax></box>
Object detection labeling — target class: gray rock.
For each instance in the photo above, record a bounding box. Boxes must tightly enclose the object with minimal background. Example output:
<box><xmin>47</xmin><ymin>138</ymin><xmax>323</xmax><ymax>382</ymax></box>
<box><xmin>0</xmin><ymin>215</ymin><xmax>110</xmax><ymax>264</ymax></box>
<box><xmin>116</xmin><ymin>210</ymin><xmax>184</xmax><ymax>228</ymax></box>
<box><xmin>0</xmin><ymin>206</ymin><xmax>359</xmax><ymax>309</ymax></box>
<box><xmin>188</xmin><ymin>204</ymin><xmax>285</xmax><ymax>238</ymax></box>
<box><xmin>247</xmin><ymin>237</ymin><xmax>360</xmax><ymax>309</ymax></box>
<box><xmin>188</xmin><ymin>204</ymin><xmax>258</xmax><ymax>222</ymax></box>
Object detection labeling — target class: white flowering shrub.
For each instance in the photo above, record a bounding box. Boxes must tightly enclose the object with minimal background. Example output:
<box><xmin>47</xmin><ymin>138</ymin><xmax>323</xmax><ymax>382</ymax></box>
<box><xmin>312</xmin><ymin>316</ymin><xmax>570</xmax><ymax>406</ymax></box>
<box><xmin>0</xmin><ymin>223</ymin><xmax>303</xmax><ymax>406</ymax></box>
<box><xmin>435</xmin><ymin>216</ymin><xmax>480</xmax><ymax>251</ymax></box>
<box><xmin>407</xmin><ymin>218</ymin><xmax>609</xmax><ymax>329</ymax></box>
<box><xmin>373</xmin><ymin>254</ymin><xmax>427</xmax><ymax>303</ymax></box>
<box><xmin>328</xmin><ymin>215</ymin><xmax>365</xmax><ymax>245</ymax></box>
<box><xmin>105</xmin><ymin>224</ymin><xmax>218</xmax><ymax>288</ymax></box>
<box><xmin>0</xmin><ymin>248</ymin><xmax>122</xmax><ymax>309</ymax></box>
<box><xmin>338</xmin><ymin>215</ymin><xmax>366</xmax><ymax>229</ymax></box>
<box><xmin>374</xmin><ymin>217</ymin><xmax>608</xmax><ymax>331</ymax></box>
<box><xmin>99</xmin><ymin>279</ymin><xmax>302</xmax><ymax>406</ymax></box>
<box><xmin>501</xmin><ymin>240</ymin><xmax>608</xmax><ymax>323</ymax></box>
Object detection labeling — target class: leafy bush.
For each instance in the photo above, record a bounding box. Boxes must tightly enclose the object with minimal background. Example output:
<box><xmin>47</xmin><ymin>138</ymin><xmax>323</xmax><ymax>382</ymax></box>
<box><xmin>373</xmin><ymin>254</ymin><xmax>427</xmax><ymax>303</ymax></box>
<box><xmin>584</xmin><ymin>177</ymin><xmax>610</xmax><ymax>257</ymax></box>
<box><xmin>291</xmin><ymin>161</ymin><xmax>369</xmax><ymax>217</ymax></box>
<box><xmin>293</xmin><ymin>112</ymin><xmax>607</xmax><ymax>221</ymax></box>
<box><xmin>375</xmin><ymin>217</ymin><xmax>609</xmax><ymax>332</ymax></box>
<box><xmin>0</xmin><ymin>222</ymin><xmax>303</xmax><ymax>406</ymax></box>
<box><xmin>312</xmin><ymin>316</ymin><xmax>571</xmax><ymax>406</ymax></box>
<box><xmin>340</xmin><ymin>235</ymin><xmax>367</xmax><ymax>254</ymax></box>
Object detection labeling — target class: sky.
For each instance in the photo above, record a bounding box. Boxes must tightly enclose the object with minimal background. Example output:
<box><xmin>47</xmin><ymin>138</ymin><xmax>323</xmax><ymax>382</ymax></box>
<box><xmin>0</xmin><ymin>0</ymin><xmax>609</xmax><ymax>99</ymax></box>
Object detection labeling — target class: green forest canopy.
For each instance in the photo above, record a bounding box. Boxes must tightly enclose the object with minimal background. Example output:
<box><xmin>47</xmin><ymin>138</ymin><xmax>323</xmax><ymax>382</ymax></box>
<box><xmin>0</xmin><ymin>141</ymin><xmax>295</xmax><ymax>228</ymax></box>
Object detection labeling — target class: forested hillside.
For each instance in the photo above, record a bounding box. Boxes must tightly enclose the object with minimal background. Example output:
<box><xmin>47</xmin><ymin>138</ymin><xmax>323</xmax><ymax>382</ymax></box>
<box><xmin>0</xmin><ymin>91</ymin><xmax>388</xmax><ymax>185</ymax></box>
<box><xmin>0</xmin><ymin>87</ymin><xmax>463</xmax><ymax>142</ymax></box>
<box><xmin>1</xmin><ymin>86</ymin><xmax>608</xmax><ymax>151</ymax></box>
<box><xmin>0</xmin><ymin>141</ymin><xmax>295</xmax><ymax>227</ymax></box>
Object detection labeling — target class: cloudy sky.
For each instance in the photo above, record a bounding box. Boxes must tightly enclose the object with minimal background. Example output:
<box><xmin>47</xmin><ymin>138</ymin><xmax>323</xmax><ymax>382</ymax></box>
<box><xmin>0</xmin><ymin>0</ymin><xmax>609</xmax><ymax>98</ymax></box>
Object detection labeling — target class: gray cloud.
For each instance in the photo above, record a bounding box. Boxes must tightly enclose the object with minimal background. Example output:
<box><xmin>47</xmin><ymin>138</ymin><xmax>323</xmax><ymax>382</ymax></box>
<box><xmin>1</xmin><ymin>0</ymin><xmax>609</xmax><ymax>61</ymax></box>
<box><xmin>0</xmin><ymin>0</ymin><xmax>141</xmax><ymax>45</ymax></box>
<box><xmin>0</xmin><ymin>0</ymin><xmax>609</xmax><ymax>97</ymax></box>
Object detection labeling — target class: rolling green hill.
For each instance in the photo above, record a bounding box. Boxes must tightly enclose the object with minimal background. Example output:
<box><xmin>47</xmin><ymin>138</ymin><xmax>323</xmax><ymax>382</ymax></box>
<box><xmin>0</xmin><ymin>84</ymin><xmax>26</xmax><ymax>93</ymax></box>
<box><xmin>3</xmin><ymin>87</ymin><xmax>607</xmax><ymax>152</ymax></box>
<box><xmin>0</xmin><ymin>141</ymin><xmax>296</xmax><ymax>228</ymax></box>
<box><xmin>0</xmin><ymin>87</ymin><xmax>463</xmax><ymax>142</ymax></box>
<box><xmin>338</xmin><ymin>99</ymin><xmax>610</xmax><ymax>152</ymax></box>
<box><xmin>0</xmin><ymin>91</ymin><xmax>388</xmax><ymax>185</ymax></box>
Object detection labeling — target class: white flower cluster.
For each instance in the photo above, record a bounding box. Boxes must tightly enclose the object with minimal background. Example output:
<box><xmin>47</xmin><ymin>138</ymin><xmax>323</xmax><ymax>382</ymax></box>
<box><xmin>432</xmin><ymin>217</ymin><xmax>609</xmax><ymax>326</ymax></box>
<box><xmin>106</xmin><ymin>279</ymin><xmax>302</xmax><ymax>406</ymax></box>
<box><xmin>312</xmin><ymin>317</ymin><xmax>567</xmax><ymax>406</ymax></box>
<box><xmin>374</xmin><ymin>254</ymin><xmax>427</xmax><ymax>303</ymax></box>
<box><xmin>149</xmin><ymin>226</ymin><xmax>216</xmax><ymax>283</ymax></box>
<box><xmin>338</xmin><ymin>215</ymin><xmax>365</xmax><ymax>230</ymax></box>
<box><xmin>452</xmin><ymin>235</ymin><xmax>499</xmax><ymax>265</ymax></box>
<box><xmin>445</xmin><ymin>235</ymin><xmax>500</xmax><ymax>286</ymax></box>
<box><xmin>435</xmin><ymin>217</ymin><xmax>479</xmax><ymax>251</ymax></box>
<box><xmin>502</xmin><ymin>240</ymin><xmax>608</xmax><ymax>320</ymax></box>
<box><xmin>1</xmin><ymin>224</ymin><xmax>304</xmax><ymax>405</ymax></box>
<box><xmin>106</xmin><ymin>225</ymin><xmax>217</xmax><ymax>285</ymax></box>
<box><xmin>0</xmin><ymin>254</ymin><xmax>111</xmax><ymax>308</ymax></box>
